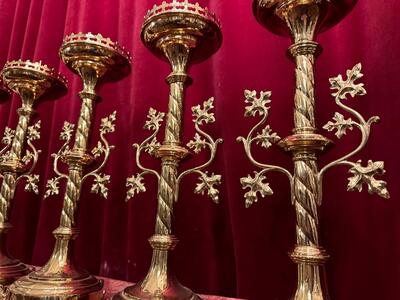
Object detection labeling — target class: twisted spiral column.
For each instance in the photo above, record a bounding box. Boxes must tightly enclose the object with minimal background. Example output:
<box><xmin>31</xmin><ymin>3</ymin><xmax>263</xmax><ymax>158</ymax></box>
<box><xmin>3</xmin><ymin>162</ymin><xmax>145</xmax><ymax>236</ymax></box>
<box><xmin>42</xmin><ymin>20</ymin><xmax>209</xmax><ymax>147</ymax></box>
<box><xmin>281</xmin><ymin>3</ymin><xmax>330</xmax><ymax>299</ymax></box>
<box><xmin>57</xmin><ymin>96</ymin><xmax>94</xmax><ymax>229</ymax></box>
<box><xmin>74</xmin><ymin>97</ymin><xmax>94</xmax><ymax>150</ymax></box>
<box><xmin>293</xmin><ymin>54</ymin><xmax>316</xmax><ymax>131</ymax></box>
<box><xmin>59</xmin><ymin>168</ymin><xmax>83</xmax><ymax>228</ymax></box>
<box><xmin>155</xmin><ymin>80</ymin><xmax>184</xmax><ymax>235</ymax></box>
<box><xmin>142</xmin><ymin>42</ymin><xmax>191</xmax><ymax>294</ymax></box>
<box><xmin>164</xmin><ymin>82</ymin><xmax>184</xmax><ymax>145</ymax></box>
<box><xmin>292</xmin><ymin>53</ymin><xmax>320</xmax><ymax>247</ymax></box>
<box><xmin>155</xmin><ymin>160</ymin><xmax>178</xmax><ymax>235</ymax></box>
<box><xmin>293</xmin><ymin>157</ymin><xmax>319</xmax><ymax>246</ymax></box>
<box><xmin>0</xmin><ymin>174</ymin><xmax>17</xmax><ymax>224</ymax></box>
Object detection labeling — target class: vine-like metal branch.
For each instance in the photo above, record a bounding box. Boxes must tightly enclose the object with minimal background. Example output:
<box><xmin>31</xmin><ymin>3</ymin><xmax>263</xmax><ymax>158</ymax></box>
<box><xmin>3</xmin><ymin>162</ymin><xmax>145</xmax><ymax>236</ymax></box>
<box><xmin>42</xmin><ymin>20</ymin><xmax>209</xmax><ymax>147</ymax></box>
<box><xmin>126</xmin><ymin>108</ymin><xmax>163</xmax><ymax>201</ymax></box>
<box><xmin>16</xmin><ymin>120</ymin><xmax>42</xmax><ymax>194</ymax></box>
<box><xmin>319</xmin><ymin>63</ymin><xmax>389</xmax><ymax>199</ymax></box>
<box><xmin>237</xmin><ymin>90</ymin><xmax>293</xmax><ymax>208</ymax></box>
<box><xmin>44</xmin><ymin>121</ymin><xmax>75</xmax><ymax>198</ymax></box>
<box><xmin>0</xmin><ymin>127</ymin><xmax>15</xmax><ymax>163</ymax></box>
<box><xmin>0</xmin><ymin>127</ymin><xmax>15</xmax><ymax>181</ymax></box>
<box><xmin>45</xmin><ymin>112</ymin><xmax>118</xmax><ymax>200</ymax></box>
<box><xmin>176</xmin><ymin>97</ymin><xmax>223</xmax><ymax>203</ymax></box>
<box><xmin>83</xmin><ymin>111</ymin><xmax>117</xmax><ymax>199</ymax></box>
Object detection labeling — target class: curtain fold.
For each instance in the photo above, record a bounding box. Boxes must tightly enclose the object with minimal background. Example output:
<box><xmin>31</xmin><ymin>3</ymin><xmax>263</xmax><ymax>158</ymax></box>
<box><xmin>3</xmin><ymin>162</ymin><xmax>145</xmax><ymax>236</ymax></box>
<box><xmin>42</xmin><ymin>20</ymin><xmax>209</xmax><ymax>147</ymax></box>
<box><xmin>0</xmin><ymin>0</ymin><xmax>399</xmax><ymax>299</ymax></box>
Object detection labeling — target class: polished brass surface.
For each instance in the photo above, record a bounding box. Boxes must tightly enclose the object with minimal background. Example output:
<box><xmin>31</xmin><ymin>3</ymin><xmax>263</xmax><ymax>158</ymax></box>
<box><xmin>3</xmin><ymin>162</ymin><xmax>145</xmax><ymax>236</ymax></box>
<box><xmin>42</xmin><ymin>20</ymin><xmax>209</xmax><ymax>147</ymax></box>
<box><xmin>114</xmin><ymin>2</ymin><xmax>222</xmax><ymax>300</ymax></box>
<box><xmin>238</xmin><ymin>1</ymin><xmax>389</xmax><ymax>300</ymax></box>
<box><xmin>0</xmin><ymin>60</ymin><xmax>66</xmax><ymax>289</ymax></box>
<box><xmin>8</xmin><ymin>33</ymin><xmax>131</xmax><ymax>300</ymax></box>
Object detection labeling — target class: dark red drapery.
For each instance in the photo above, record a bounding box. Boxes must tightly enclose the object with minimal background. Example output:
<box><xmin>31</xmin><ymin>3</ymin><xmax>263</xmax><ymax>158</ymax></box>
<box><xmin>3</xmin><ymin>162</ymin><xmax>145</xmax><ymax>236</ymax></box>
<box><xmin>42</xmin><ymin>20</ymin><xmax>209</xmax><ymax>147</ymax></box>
<box><xmin>0</xmin><ymin>0</ymin><xmax>399</xmax><ymax>299</ymax></box>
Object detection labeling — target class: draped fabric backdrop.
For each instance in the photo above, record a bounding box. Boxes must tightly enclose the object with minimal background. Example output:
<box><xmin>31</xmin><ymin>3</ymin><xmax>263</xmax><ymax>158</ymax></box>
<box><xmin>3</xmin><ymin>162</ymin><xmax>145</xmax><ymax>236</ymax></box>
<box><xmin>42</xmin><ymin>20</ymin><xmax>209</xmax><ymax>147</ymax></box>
<box><xmin>0</xmin><ymin>0</ymin><xmax>398</xmax><ymax>299</ymax></box>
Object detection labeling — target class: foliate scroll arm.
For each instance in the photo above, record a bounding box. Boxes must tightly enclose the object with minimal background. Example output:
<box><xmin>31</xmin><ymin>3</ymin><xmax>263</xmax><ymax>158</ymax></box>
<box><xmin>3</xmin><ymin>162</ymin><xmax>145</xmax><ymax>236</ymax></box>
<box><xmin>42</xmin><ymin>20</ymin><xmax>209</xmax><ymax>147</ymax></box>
<box><xmin>319</xmin><ymin>63</ymin><xmax>389</xmax><ymax>199</ymax></box>
<box><xmin>236</xmin><ymin>90</ymin><xmax>292</xmax><ymax>207</ymax></box>
<box><xmin>0</xmin><ymin>127</ymin><xmax>16</xmax><ymax>180</ymax></box>
<box><xmin>82</xmin><ymin>111</ymin><xmax>117</xmax><ymax>199</ymax></box>
<box><xmin>126</xmin><ymin>108</ymin><xmax>164</xmax><ymax>201</ymax></box>
<box><xmin>0</xmin><ymin>127</ymin><xmax>15</xmax><ymax>158</ymax></box>
<box><xmin>176</xmin><ymin>97</ymin><xmax>223</xmax><ymax>203</ymax></box>
<box><xmin>44</xmin><ymin>121</ymin><xmax>74</xmax><ymax>198</ymax></box>
<box><xmin>16</xmin><ymin>120</ymin><xmax>42</xmax><ymax>194</ymax></box>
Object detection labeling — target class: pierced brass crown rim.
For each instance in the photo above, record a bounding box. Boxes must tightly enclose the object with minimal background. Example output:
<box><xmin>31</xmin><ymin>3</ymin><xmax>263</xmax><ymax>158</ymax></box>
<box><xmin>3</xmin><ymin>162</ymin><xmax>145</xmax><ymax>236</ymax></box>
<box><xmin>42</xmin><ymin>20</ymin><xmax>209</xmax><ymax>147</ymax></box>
<box><xmin>144</xmin><ymin>0</ymin><xmax>221</xmax><ymax>28</ymax></box>
<box><xmin>62</xmin><ymin>32</ymin><xmax>132</xmax><ymax>63</ymax></box>
<box><xmin>1</xmin><ymin>59</ymin><xmax>68</xmax><ymax>86</ymax></box>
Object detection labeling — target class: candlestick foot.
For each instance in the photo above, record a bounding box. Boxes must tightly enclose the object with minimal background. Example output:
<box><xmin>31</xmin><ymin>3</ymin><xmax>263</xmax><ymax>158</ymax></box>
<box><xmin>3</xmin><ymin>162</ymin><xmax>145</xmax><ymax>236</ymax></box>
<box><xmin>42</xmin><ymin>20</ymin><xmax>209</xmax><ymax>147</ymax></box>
<box><xmin>114</xmin><ymin>235</ymin><xmax>200</xmax><ymax>300</ymax></box>
<box><xmin>0</xmin><ymin>259</ymin><xmax>29</xmax><ymax>286</ymax></box>
<box><xmin>8</xmin><ymin>271</ymin><xmax>103</xmax><ymax>300</ymax></box>
<box><xmin>113</xmin><ymin>277</ymin><xmax>200</xmax><ymax>300</ymax></box>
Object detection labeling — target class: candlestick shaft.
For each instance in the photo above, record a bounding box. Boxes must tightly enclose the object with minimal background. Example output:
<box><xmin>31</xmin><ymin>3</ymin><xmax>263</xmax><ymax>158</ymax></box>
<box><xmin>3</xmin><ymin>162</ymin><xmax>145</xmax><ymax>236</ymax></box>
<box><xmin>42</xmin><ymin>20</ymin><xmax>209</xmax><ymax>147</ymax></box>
<box><xmin>49</xmin><ymin>71</ymin><xmax>98</xmax><ymax>272</ymax></box>
<box><xmin>279</xmin><ymin>2</ymin><xmax>330</xmax><ymax>300</ymax></box>
<box><xmin>147</xmin><ymin>40</ymin><xmax>191</xmax><ymax>291</ymax></box>
<box><xmin>59</xmin><ymin>95</ymin><xmax>95</xmax><ymax>229</ymax></box>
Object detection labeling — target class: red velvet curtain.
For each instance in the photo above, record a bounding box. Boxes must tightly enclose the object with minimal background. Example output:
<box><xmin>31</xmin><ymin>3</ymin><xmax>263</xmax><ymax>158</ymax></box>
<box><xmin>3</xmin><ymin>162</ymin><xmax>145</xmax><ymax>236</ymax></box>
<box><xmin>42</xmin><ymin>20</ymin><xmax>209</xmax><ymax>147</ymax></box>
<box><xmin>0</xmin><ymin>0</ymin><xmax>399</xmax><ymax>299</ymax></box>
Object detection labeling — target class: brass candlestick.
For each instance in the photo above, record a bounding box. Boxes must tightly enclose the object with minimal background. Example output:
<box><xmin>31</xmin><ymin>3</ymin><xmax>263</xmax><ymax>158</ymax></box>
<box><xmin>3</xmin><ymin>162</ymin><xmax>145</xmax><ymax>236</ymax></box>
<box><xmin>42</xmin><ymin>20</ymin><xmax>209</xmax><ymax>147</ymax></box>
<box><xmin>113</xmin><ymin>1</ymin><xmax>222</xmax><ymax>299</ymax></box>
<box><xmin>238</xmin><ymin>1</ymin><xmax>389</xmax><ymax>300</ymax></box>
<box><xmin>0</xmin><ymin>60</ymin><xmax>66</xmax><ymax>287</ymax></box>
<box><xmin>8</xmin><ymin>33</ymin><xmax>131</xmax><ymax>299</ymax></box>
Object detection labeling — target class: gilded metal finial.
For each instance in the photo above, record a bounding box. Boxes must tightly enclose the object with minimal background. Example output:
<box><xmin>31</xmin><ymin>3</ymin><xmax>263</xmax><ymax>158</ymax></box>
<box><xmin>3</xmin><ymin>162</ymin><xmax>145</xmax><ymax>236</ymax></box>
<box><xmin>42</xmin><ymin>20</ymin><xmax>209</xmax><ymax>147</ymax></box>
<box><xmin>8</xmin><ymin>34</ymin><xmax>131</xmax><ymax>300</ymax></box>
<box><xmin>0</xmin><ymin>59</ymin><xmax>66</xmax><ymax>286</ymax></box>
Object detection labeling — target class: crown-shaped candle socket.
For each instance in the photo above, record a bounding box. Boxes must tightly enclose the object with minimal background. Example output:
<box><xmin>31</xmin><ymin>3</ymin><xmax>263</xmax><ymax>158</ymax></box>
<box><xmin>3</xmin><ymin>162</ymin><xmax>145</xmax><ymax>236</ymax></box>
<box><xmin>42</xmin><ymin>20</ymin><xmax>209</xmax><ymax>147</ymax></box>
<box><xmin>113</xmin><ymin>2</ymin><xmax>222</xmax><ymax>300</ymax></box>
<box><xmin>0</xmin><ymin>60</ymin><xmax>66</xmax><ymax>287</ymax></box>
<box><xmin>236</xmin><ymin>1</ymin><xmax>387</xmax><ymax>300</ymax></box>
<box><xmin>8</xmin><ymin>35</ymin><xmax>131</xmax><ymax>300</ymax></box>
<box><xmin>2</xmin><ymin>60</ymin><xmax>67</xmax><ymax>101</ymax></box>
<box><xmin>253</xmin><ymin>0</ymin><xmax>357</xmax><ymax>36</ymax></box>
<box><xmin>60</xmin><ymin>32</ymin><xmax>131</xmax><ymax>82</ymax></box>
<box><xmin>142</xmin><ymin>0</ymin><xmax>222</xmax><ymax>63</ymax></box>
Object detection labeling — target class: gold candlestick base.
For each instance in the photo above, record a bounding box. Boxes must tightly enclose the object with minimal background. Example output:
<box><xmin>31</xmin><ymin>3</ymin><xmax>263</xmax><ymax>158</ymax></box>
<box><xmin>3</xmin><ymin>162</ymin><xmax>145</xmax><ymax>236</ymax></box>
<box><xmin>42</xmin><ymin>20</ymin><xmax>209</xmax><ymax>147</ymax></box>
<box><xmin>0</xmin><ymin>60</ymin><xmax>66</xmax><ymax>287</ymax></box>
<box><xmin>114</xmin><ymin>2</ymin><xmax>222</xmax><ymax>300</ymax></box>
<box><xmin>8</xmin><ymin>34</ymin><xmax>130</xmax><ymax>300</ymax></box>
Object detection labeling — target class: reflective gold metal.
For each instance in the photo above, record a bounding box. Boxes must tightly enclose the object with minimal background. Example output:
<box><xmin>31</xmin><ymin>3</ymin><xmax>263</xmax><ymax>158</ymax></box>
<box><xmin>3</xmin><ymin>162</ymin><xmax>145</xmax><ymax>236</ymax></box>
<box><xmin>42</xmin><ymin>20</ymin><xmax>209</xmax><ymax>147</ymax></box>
<box><xmin>113</xmin><ymin>1</ymin><xmax>222</xmax><ymax>300</ymax></box>
<box><xmin>0</xmin><ymin>60</ymin><xmax>66</xmax><ymax>289</ymax></box>
<box><xmin>238</xmin><ymin>1</ymin><xmax>389</xmax><ymax>300</ymax></box>
<box><xmin>8</xmin><ymin>33</ymin><xmax>131</xmax><ymax>300</ymax></box>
